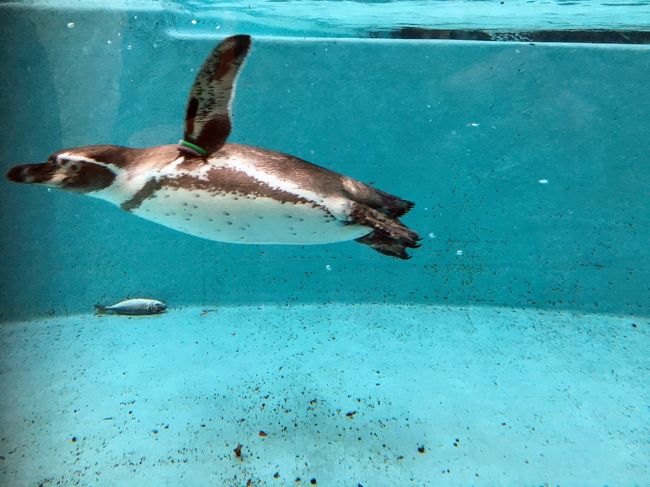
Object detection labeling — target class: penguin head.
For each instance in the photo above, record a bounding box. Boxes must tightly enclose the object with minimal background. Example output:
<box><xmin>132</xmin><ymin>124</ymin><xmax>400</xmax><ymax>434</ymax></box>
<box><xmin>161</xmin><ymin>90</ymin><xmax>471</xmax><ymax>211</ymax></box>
<box><xmin>7</xmin><ymin>145</ymin><xmax>121</xmax><ymax>193</ymax></box>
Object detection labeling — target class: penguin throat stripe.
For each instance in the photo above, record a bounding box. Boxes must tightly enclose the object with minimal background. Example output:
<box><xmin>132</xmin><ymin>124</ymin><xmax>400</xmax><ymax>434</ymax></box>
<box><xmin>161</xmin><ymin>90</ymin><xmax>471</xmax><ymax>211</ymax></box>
<box><xmin>177</xmin><ymin>140</ymin><xmax>208</xmax><ymax>157</ymax></box>
<box><xmin>120</xmin><ymin>178</ymin><xmax>163</xmax><ymax>212</ymax></box>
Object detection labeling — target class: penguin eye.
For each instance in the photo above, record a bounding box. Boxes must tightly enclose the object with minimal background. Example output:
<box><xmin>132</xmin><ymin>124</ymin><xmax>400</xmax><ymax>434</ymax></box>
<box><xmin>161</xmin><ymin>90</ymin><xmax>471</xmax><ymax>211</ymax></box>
<box><xmin>69</xmin><ymin>162</ymin><xmax>80</xmax><ymax>172</ymax></box>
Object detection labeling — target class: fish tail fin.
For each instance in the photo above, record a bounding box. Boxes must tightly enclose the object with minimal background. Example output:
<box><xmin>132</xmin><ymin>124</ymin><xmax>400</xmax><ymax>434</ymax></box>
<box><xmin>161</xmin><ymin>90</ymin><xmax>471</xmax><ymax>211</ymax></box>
<box><xmin>94</xmin><ymin>304</ymin><xmax>108</xmax><ymax>314</ymax></box>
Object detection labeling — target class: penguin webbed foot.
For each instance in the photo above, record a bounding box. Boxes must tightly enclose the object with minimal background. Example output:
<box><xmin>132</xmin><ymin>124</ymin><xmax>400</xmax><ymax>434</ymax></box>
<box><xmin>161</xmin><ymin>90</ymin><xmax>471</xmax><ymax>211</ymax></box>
<box><xmin>351</xmin><ymin>204</ymin><xmax>421</xmax><ymax>259</ymax></box>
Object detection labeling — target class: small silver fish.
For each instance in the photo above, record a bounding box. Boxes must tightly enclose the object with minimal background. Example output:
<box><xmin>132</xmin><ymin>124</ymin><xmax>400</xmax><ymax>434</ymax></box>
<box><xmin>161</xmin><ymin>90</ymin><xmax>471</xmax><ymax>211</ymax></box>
<box><xmin>94</xmin><ymin>298</ymin><xmax>167</xmax><ymax>315</ymax></box>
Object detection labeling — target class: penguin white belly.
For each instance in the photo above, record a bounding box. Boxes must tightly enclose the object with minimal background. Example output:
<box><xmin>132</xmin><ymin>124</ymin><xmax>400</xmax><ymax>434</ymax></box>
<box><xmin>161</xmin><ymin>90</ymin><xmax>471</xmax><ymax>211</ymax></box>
<box><xmin>132</xmin><ymin>188</ymin><xmax>371</xmax><ymax>244</ymax></box>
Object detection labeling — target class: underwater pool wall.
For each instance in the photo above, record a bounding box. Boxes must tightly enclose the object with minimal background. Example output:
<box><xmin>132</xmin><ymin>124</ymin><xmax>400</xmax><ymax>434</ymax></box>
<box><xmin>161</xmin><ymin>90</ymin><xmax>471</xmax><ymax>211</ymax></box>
<box><xmin>1</xmin><ymin>5</ymin><xmax>649</xmax><ymax>320</ymax></box>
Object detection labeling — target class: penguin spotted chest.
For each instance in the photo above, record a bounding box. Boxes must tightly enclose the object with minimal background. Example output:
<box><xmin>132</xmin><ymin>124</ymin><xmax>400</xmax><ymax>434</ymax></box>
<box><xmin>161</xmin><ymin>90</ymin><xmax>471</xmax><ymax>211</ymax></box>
<box><xmin>7</xmin><ymin>35</ymin><xmax>421</xmax><ymax>259</ymax></box>
<box><xmin>134</xmin><ymin>188</ymin><xmax>367</xmax><ymax>244</ymax></box>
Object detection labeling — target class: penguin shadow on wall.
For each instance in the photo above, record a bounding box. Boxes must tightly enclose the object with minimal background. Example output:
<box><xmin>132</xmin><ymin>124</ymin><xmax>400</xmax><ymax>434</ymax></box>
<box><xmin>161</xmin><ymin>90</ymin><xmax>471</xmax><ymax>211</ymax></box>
<box><xmin>7</xmin><ymin>35</ymin><xmax>421</xmax><ymax>259</ymax></box>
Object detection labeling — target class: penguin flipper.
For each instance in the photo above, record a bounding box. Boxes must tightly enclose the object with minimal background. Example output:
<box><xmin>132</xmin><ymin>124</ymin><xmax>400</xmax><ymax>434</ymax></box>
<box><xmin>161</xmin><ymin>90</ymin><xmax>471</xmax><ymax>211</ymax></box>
<box><xmin>183</xmin><ymin>35</ymin><xmax>252</xmax><ymax>155</ymax></box>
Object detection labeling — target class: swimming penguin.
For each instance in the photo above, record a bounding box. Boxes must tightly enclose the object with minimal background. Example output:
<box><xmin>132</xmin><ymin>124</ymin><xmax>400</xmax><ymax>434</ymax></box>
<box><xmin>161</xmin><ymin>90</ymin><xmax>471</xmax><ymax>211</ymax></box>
<box><xmin>6</xmin><ymin>35</ymin><xmax>420</xmax><ymax>258</ymax></box>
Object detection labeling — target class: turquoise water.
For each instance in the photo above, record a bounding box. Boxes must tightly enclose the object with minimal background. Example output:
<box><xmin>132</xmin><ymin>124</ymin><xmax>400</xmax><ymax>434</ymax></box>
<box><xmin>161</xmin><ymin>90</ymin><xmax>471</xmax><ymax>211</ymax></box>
<box><xmin>1</xmin><ymin>1</ymin><xmax>649</xmax><ymax>485</ymax></box>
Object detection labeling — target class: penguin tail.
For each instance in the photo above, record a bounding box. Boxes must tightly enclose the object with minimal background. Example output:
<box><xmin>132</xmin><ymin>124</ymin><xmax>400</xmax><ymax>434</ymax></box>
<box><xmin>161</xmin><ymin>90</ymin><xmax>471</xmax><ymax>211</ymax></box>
<box><xmin>373</xmin><ymin>189</ymin><xmax>415</xmax><ymax>218</ymax></box>
<box><xmin>344</xmin><ymin>179</ymin><xmax>415</xmax><ymax>218</ymax></box>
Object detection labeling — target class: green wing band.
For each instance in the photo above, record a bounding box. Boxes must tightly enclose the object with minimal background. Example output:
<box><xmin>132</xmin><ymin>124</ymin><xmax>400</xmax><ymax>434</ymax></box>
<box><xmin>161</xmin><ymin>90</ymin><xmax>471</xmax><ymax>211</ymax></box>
<box><xmin>178</xmin><ymin>139</ymin><xmax>208</xmax><ymax>156</ymax></box>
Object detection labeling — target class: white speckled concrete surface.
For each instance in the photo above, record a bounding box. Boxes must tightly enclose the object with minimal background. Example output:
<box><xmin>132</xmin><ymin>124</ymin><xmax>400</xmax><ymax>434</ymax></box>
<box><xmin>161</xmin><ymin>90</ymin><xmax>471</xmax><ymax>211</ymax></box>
<box><xmin>0</xmin><ymin>305</ymin><xmax>648</xmax><ymax>486</ymax></box>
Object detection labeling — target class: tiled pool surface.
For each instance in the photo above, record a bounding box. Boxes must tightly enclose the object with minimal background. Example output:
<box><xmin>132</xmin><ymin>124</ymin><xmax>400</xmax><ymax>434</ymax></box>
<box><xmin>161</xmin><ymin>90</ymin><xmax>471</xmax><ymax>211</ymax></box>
<box><xmin>1</xmin><ymin>305</ymin><xmax>648</xmax><ymax>485</ymax></box>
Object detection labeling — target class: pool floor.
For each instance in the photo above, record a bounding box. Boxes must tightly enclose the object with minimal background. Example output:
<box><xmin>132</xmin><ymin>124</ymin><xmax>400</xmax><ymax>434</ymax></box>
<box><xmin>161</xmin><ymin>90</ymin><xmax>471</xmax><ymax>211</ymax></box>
<box><xmin>0</xmin><ymin>304</ymin><xmax>648</xmax><ymax>486</ymax></box>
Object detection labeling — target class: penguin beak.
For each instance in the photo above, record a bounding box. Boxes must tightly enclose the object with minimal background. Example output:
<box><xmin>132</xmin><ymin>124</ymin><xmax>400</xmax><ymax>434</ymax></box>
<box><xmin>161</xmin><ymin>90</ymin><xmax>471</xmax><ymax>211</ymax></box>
<box><xmin>6</xmin><ymin>163</ymin><xmax>56</xmax><ymax>184</ymax></box>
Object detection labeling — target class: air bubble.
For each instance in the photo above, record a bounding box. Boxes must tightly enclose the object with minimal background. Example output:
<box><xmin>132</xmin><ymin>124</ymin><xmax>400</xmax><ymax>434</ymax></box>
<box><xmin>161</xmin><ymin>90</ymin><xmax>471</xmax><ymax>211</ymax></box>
<box><xmin>538</xmin><ymin>179</ymin><xmax>548</xmax><ymax>184</ymax></box>
<box><xmin>428</xmin><ymin>232</ymin><xmax>436</xmax><ymax>239</ymax></box>
<box><xmin>456</xmin><ymin>250</ymin><xmax>464</xmax><ymax>256</ymax></box>
<box><xmin>325</xmin><ymin>265</ymin><xmax>332</xmax><ymax>271</ymax></box>
<box><xmin>191</xmin><ymin>19</ymin><xmax>197</xmax><ymax>25</ymax></box>
<box><xmin>67</xmin><ymin>22</ymin><xmax>75</xmax><ymax>29</ymax></box>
